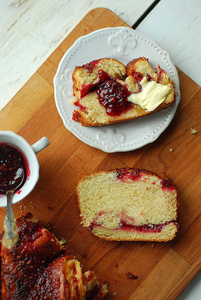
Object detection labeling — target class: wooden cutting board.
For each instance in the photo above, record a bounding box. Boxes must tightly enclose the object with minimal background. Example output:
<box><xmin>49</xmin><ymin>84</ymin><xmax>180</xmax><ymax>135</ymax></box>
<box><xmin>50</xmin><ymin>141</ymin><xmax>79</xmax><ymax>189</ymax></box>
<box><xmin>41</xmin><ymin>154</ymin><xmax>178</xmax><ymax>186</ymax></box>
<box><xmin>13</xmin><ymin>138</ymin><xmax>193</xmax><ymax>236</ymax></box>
<box><xmin>1</xmin><ymin>7</ymin><xmax>201</xmax><ymax>300</ymax></box>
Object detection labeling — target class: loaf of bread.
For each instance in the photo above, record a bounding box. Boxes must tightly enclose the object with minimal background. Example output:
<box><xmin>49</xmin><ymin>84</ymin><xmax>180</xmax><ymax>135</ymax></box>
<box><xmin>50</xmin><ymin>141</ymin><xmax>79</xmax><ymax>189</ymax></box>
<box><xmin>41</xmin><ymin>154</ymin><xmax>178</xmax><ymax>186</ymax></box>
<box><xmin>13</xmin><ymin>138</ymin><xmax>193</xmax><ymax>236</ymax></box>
<box><xmin>72</xmin><ymin>57</ymin><xmax>175</xmax><ymax>126</ymax></box>
<box><xmin>0</xmin><ymin>212</ymin><xmax>108</xmax><ymax>299</ymax></box>
<box><xmin>76</xmin><ymin>168</ymin><xmax>179</xmax><ymax>242</ymax></box>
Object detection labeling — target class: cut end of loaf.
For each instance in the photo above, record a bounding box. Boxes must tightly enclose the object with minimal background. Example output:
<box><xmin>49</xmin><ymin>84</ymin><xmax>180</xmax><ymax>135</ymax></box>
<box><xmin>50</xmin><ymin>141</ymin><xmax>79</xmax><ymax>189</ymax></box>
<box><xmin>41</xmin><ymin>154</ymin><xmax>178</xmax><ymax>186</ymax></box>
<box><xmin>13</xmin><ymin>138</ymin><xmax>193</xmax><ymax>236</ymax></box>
<box><xmin>1</xmin><ymin>212</ymin><xmax>108</xmax><ymax>299</ymax></box>
<box><xmin>76</xmin><ymin>168</ymin><xmax>179</xmax><ymax>242</ymax></box>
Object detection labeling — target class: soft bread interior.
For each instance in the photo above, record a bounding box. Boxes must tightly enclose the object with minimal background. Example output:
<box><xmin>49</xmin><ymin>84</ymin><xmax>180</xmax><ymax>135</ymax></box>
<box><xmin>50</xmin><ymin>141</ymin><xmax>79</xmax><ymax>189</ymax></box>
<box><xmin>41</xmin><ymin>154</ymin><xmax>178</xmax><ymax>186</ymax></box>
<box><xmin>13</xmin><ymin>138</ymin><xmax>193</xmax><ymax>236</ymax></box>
<box><xmin>77</xmin><ymin>170</ymin><xmax>178</xmax><ymax>241</ymax></box>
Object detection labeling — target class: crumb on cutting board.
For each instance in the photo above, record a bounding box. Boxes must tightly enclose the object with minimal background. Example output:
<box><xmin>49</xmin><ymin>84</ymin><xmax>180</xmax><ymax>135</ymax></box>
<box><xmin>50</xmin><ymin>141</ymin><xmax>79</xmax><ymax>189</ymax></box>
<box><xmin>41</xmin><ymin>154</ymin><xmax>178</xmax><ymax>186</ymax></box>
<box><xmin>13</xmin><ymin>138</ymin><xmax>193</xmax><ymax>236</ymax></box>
<box><xmin>190</xmin><ymin>128</ymin><xmax>198</xmax><ymax>134</ymax></box>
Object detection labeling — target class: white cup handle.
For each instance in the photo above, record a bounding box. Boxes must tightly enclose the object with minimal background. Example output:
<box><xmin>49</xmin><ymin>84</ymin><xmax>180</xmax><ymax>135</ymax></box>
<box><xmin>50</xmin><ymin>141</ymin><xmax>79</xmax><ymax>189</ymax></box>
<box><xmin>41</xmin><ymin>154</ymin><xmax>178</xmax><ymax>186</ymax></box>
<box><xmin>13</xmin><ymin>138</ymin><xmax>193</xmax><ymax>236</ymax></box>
<box><xmin>31</xmin><ymin>137</ymin><xmax>50</xmax><ymax>154</ymax></box>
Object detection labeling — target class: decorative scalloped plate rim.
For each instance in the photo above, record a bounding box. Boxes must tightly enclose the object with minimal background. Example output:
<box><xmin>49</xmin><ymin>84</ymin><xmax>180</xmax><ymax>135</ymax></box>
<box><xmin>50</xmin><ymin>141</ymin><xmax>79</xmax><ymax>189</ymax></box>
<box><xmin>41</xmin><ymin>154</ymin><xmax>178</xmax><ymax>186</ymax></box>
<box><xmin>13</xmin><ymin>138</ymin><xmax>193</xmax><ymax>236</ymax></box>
<box><xmin>54</xmin><ymin>27</ymin><xmax>180</xmax><ymax>153</ymax></box>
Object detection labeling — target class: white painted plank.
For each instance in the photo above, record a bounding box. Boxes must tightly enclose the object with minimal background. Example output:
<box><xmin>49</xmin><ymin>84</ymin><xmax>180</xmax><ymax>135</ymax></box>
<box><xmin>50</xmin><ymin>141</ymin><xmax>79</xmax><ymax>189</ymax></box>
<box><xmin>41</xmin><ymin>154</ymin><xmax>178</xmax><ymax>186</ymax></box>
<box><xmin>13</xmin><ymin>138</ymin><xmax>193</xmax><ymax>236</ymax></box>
<box><xmin>177</xmin><ymin>271</ymin><xmax>201</xmax><ymax>300</ymax></box>
<box><xmin>136</xmin><ymin>1</ymin><xmax>201</xmax><ymax>299</ymax></box>
<box><xmin>137</xmin><ymin>0</ymin><xmax>201</xmax><ymax>87</ymax></box>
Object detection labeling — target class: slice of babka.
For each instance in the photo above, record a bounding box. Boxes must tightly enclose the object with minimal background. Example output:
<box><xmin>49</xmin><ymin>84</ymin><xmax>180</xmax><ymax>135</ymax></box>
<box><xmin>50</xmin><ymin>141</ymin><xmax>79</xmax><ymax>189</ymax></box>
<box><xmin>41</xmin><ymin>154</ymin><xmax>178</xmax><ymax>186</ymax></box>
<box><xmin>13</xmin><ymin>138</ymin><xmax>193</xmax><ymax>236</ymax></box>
<box><xmin>76</xmin><ymin>168</ymin><xmax>179</xmax><ymax>242</ymax></box>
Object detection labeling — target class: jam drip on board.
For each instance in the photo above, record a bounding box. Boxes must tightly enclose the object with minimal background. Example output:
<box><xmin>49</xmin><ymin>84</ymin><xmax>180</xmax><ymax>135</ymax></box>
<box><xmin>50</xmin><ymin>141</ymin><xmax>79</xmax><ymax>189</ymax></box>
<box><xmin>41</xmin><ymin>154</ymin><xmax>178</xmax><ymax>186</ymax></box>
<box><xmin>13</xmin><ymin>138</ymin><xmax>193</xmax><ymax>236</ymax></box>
<box><xmin>0</xmin><ymin>143</ymin><xmax>28</xmax><ymax>194</ymax></box>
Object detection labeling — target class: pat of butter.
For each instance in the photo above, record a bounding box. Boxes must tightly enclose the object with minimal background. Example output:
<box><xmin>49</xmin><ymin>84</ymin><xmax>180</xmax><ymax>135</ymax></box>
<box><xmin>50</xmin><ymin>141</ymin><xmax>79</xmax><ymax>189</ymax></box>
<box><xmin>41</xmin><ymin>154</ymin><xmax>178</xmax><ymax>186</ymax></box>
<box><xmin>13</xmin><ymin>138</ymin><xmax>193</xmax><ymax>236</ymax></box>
<box><xmin>128</xmin><ymin>77</ymin><xmax>171</xmax><ymax>111</ymax></box>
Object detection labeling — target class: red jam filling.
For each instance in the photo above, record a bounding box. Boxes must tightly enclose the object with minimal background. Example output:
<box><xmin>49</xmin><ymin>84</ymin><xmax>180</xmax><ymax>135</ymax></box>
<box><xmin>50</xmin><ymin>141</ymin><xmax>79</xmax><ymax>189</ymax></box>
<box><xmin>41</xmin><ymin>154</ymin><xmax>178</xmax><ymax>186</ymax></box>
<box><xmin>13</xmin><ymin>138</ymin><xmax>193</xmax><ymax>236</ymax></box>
<box><xmin>82</xmin><ymin>59</ymin><xmax>100</xmax><ymax>73</ymax></box>
<box><xmin>115</xmin><ymin>168</ymin><xmax>142</xmax><ymax>182</ymax></box>
<box><xmin>147</xmin><ymin>74</ymin><xmax>154</xmax><ymax>82</ymax></box>
<box><xmin>73</xmin><ymin>99</ymin><xmax>87</xmax><ymax>111</ymax></box>
<box><xmin>97</xmin><ymin>69</ymin><xmax>111</xmax><ymax>83</ymax></box>
<box><xmin>133</xmin><ymin>72</ymin><xmax>154</xmax><ymax>92</ymax></box>
<box><xmin>0</xmin><ymin>143</ymin><xmax>28</xmax><ymax>194</ymax></box>
<box><xmin>160</xmin><ymin>178</ymin><xmax>176</xmax><ymax>192</ymax></box>
<box><xmin>120</xmin><ymin>221</ymin><xmax>165</xmax><ymax>233</ymax></box>
<box><xmin>88</xmin><ymin>210</ymin><xmax>177</xmax><ymax>233</ymax></box>
<box><xmin>156</xmin><ymin>66</ymin><xmax>165</xmax><ymax>83</ymax></box>
<box><xmin>76</xmin><ymin>68</ymin><xmax>132</xmax><ymax>116</ymax></box>
<box><xmin>79</xmin><ymin>83</ymin><xmax>95</xmax><ymax>99</ymax></box>
<box><xmin>78</xmin><ymin>70</ymin><xmax>111</xmax><ymax>99</ymax></box>
<box><xmin>133</xmin><ymin>72</ymin><xmax>143</xmax><ymax>84</ymax></box>
<box><xmin>88</xmin><ymin>211</ymin><xmax>105</xmax><ymax>232</ymax></box>
<box><xmin>96</xmin><ymin>79</ymin><xmax>132</xmax><ymax>116</ymax></box>
<box><xmin>89</xmin><ymin>219</ymin><xmax>176</xmax><ymax>233</ymax></box>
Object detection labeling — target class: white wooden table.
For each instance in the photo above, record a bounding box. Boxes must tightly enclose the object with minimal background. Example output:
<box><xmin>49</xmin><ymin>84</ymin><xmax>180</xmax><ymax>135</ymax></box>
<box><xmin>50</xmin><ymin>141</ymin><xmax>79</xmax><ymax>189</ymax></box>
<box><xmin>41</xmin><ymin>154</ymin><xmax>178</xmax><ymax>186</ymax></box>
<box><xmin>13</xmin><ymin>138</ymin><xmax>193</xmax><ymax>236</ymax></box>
<box><xmin>1</xmin><ymin>0</ymin><xmax>200</xmax><ymax>298</ymax></box>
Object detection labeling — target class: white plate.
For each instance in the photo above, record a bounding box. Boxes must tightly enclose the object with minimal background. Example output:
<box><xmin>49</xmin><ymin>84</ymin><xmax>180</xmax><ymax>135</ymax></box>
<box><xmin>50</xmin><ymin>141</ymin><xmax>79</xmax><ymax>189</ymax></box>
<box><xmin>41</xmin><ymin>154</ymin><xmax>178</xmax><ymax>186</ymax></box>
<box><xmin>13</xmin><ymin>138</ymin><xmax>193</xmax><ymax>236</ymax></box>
<box><xmin>54</xmin><ymin>27</ymin><xmax>180</xmax><ymax>153</ymax></box>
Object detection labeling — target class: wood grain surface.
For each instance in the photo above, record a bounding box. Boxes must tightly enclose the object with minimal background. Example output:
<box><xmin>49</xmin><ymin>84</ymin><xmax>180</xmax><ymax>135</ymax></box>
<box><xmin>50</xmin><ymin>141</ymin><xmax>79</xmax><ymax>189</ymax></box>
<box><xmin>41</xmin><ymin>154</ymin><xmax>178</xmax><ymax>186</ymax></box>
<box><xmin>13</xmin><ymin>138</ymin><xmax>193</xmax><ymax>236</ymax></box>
<box><xmin>1</xmin><ymin>8</ymin><xmax>201</xmax><ymax>300</ymax></box>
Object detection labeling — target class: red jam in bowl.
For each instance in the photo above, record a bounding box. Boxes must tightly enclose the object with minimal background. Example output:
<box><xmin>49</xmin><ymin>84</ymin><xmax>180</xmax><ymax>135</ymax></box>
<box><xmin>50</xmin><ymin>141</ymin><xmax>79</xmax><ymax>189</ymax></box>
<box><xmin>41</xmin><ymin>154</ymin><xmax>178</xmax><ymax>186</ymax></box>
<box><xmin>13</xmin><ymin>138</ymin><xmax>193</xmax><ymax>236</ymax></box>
<box><xmin>0</xmin><ymin>143</ymin><xmax>28</xmax><ymax>194</ymax></box>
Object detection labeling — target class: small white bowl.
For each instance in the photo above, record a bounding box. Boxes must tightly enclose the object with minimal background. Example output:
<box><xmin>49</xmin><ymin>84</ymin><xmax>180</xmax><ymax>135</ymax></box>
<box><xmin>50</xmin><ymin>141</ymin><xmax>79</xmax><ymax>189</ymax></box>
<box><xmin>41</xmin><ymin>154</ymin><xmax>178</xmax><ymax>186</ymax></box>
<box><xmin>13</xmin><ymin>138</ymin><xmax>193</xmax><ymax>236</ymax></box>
<box><xmin>0</xmin><ymin>131</ymin><xmax>49</xmax><ymax>207</ymax></box>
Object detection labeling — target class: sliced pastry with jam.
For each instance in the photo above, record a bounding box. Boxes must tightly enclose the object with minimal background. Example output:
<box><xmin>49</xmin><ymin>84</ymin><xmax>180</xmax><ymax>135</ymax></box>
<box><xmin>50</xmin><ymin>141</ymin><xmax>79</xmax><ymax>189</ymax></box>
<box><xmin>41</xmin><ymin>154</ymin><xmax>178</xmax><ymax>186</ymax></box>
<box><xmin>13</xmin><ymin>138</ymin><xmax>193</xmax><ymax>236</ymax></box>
<box><xmin>71</xmin><ymin>57</ymin><xmax>175</xmax><ymax>126</ymax></box>
<box><xmin>0</xmin><ymin>212</ymin><xmax>108</xmax><ymax>299</ymax></box>
<box><xmin>76</xmin><ymin>168</ymin><xmax>179</xmax><ymax>242</ymax></box>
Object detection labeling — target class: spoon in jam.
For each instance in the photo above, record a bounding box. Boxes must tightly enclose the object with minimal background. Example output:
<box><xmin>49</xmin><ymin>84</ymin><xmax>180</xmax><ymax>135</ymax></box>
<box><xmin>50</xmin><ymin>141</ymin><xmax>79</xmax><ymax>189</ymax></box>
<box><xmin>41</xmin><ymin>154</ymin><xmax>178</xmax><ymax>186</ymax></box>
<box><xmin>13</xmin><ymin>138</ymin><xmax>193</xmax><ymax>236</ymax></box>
<box><xmin>0</xmin><ymin>143</ymin><xmax>26</xmax><ymax>249</ymax></box>
<box><xmin>0</xmin><ymin>168</ymin><xmax>25</xmax><ymax>249</ymax></box>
